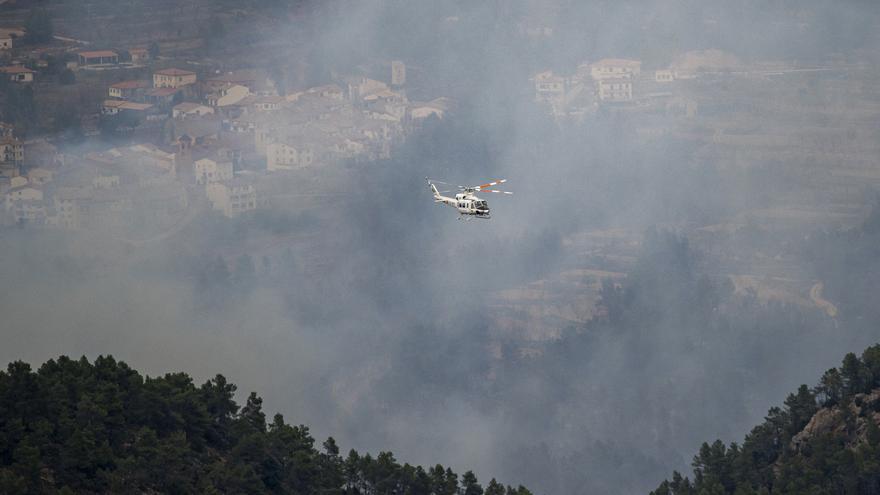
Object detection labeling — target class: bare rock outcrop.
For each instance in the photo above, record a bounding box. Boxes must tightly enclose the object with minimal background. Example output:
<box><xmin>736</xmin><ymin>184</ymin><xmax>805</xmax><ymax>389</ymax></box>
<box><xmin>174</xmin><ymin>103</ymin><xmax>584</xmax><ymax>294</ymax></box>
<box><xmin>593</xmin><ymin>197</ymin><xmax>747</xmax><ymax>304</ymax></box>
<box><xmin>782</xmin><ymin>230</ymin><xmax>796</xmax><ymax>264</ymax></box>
<box><xmin>790</xmin><ymin>389</ymin><xmax>880</xmax><ymax>455</ymax></box>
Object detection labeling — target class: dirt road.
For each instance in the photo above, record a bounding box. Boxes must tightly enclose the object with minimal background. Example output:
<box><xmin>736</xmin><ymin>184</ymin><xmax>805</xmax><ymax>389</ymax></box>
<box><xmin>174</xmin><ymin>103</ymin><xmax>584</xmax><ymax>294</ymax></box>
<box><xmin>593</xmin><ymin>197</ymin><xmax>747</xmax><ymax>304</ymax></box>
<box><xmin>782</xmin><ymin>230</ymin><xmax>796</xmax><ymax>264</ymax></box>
<box><xmin>810</xmin><ymin>282</ymin><xmax>839</xmax><ymax>318</ymax></box>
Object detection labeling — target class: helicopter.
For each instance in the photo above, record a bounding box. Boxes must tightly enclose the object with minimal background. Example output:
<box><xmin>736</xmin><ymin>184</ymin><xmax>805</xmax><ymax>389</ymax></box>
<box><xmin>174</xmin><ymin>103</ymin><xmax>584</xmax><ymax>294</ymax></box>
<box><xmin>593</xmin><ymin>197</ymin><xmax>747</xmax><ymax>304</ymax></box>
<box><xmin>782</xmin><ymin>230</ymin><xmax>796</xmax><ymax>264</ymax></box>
<box><xmin>426</xmin><ymin>177</ymin><xmax>512</xmax><ymax>219</ymax></box>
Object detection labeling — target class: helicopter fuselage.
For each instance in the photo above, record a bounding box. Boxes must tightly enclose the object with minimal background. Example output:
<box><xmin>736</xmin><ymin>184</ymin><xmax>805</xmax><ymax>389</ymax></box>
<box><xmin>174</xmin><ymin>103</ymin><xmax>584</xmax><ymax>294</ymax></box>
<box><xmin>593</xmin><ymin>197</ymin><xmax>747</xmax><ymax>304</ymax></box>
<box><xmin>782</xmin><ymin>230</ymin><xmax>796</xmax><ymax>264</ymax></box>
<box><xmin>434</xmin><ymin>191</ymin><xmax>490</xmax><ymax>218</ymax></box>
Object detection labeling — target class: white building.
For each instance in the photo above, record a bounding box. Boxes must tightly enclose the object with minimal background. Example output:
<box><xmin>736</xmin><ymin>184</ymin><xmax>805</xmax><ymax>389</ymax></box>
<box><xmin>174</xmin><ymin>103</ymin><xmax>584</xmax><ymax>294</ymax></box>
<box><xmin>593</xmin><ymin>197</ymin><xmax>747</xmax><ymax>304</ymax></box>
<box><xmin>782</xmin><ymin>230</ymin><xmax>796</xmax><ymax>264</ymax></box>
<box><xmin>362</xmin><ymin>89</ymin><xmax>407</xmax><ymax>122</ymax></box>
<box><xmin>0</xmin><ymin>66</ymin><xmax>35</xmax><ymax>83</ymax></box>
<box><xmin>153</xmin><ymin>68</ymin><xmax>197</xmax><ymax>89</ymax></box>
<box><xmin>267</xmin><ymin>142</ymin><xmax>314</xmax><ymax>171</ymax></box>
<box><xmin>102</xmin><ymin>100</ymin><xmax>154</xmax><ymax>115</ymax></box>
<box><xmin>244</xmin><ymin>95</ymin><xmax>285</xmax><ymax>113</ymax></box>
<box><xmin>7</xmin><ymin>198</ymin><xmax>47</xmax><ymax>225</ymax></box>
<box><xmin>597</xmin><ymin>78</ymin><xmax>633</xmax><ymax>102</ymax></box>
<box><xmin>93</xmin><ymin>175</ymin><xmax>120</xmax><ymax>189</ymax></box>
<box><xmin>109</xmin><ymin>80</ymin><xmax>151</xmax><ymax>100</ymax></box>
<box><xmin>534</xmin><ymin>71</ymin><xmax>565</xmax><ymax>102</ymax></box>
<box><xmin>590</xmin><ymin>59</ymin><xmax>642</xmax><ymax>80</ymax></box>
<box><xmin>9</xmin><ymin>176</ymin><xmax>27</xmax><ymax>188</ymax></box>
<box><xmin>193</xmin><ymin>158</ymin><xmax>233</xmax><ymax>185</ymax></box>
<box><xmin>1</xmin><ymin>136</ymin><xmax>24</xmax><ymax>166</ymax></box>
<box><xmin>53</xmin><ymin>186</ymin><xmax>92</xmax><ymax>229</ymax></box>
<box><xmin>173</xmin><ymin>102</ymin><xmax>215</xmax><ymax>119</ymax></box>
<box><xmin>206</xmin><ymin>180</ymin><xmax>256</xmax><ymax>218</ymax></box>
<box><xmin>654</xmin><ymin>70</ymin><xmax>674</xmax><ymax>83</ymax></box>
<box><xmin>5</xmin><ymin>185</ymin><xmax>42</xmax><ymax>210</ymax></box>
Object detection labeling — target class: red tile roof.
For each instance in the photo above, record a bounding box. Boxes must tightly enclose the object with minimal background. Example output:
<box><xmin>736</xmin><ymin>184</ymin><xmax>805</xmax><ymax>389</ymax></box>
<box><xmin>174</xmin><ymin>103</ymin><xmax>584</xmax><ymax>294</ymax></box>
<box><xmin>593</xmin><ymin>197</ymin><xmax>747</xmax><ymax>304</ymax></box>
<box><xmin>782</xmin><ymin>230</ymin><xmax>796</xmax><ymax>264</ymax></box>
<box><xmin>0</xmin><ymin>66</ymin><xmax>35</xmax><ymax>74</ymax></box>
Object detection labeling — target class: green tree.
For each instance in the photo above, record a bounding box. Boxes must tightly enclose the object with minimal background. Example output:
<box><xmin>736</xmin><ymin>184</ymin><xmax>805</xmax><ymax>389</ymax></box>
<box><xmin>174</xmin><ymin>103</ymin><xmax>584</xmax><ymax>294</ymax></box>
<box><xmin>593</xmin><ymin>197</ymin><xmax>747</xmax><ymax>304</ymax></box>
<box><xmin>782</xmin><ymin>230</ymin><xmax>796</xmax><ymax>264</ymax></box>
<box><xmin>861</xmin><ymin>345</ymin><xmax>880</xmax><ymax>388</ymax></box>
<box><xmin>239</xmin><ymin>392</ymin><xmax>267</xmax><ymax>433</ymax></box>
<box><xmin>485</xmin><ymin>479</ymin><xmax>505</xmax><ymax>495</ymax></box>
<box><xmin>1</xmin><ymin>83</ymin><xmax>37</xmax><ymax>132</ymax></box>
<box><xmin>58</xmin><ymin>68</ymin><xmax>76</xmax><ymax>85</ymax></box>
<box><xmin>841</xmin><ymin>352</ymin><xmax>867</xmax><ymax>396</ymax></box>
<box><xmin>10</xmin><ymin>440</ymin><xmax>41</xmax><ymax>492</ymax></box>
<box><xmin>23</xmin><ymin>8</ymin><xmax>53</xmax><ymax>44</ymax></box>
<box><xmin>462</xmin><ymin>470</ymin><xmax>484</xmax><ymax>495</ymax></box>
<box><xmin>817</xmin><ymin>368</ymin><xmax>844</xmax><ymax>406</ymax></box>
<box><xmin>0</xmin><ymin>469</ymin><xmax>27</xmax><ymax>494</ymax></box>
<box><xmin>783</xmin><ymin>385</ymin><xmax>817</xmax><ymax>438</ymax></box>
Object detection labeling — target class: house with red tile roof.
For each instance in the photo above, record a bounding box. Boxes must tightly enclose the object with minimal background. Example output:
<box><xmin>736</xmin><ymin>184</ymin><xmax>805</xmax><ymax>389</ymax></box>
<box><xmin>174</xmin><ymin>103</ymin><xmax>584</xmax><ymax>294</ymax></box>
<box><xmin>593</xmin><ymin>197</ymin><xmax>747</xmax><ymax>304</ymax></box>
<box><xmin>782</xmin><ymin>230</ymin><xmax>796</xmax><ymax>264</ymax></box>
<box><xmin>0</xmin><ymin>66</ymin><xmax>35</xmax><ymax>83</ymax></box>
<box><xmin>153</xmin><ymin>68</ymin><xmax>197</xmax><ymax>89</ymax></box>
<box><xmin>78</xmin><ymin>50</ymin><xmax>119</xmax><ymax>67</ymax></box>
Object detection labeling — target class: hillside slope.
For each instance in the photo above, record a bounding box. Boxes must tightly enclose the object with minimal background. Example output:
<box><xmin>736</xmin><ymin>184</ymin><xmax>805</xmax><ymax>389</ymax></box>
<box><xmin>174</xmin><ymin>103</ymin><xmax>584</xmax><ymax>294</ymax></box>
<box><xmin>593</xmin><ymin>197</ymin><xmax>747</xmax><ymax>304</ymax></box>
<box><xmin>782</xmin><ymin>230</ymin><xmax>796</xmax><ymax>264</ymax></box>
<box><xmin>651</xmin><ymin>345</ymin><xmax>880</xmax><ymax>494</ymax></box>
<box><xmin>0</xmin><ymin>355</ymin><xmax>531</xmax><ymax>494</ymax></box>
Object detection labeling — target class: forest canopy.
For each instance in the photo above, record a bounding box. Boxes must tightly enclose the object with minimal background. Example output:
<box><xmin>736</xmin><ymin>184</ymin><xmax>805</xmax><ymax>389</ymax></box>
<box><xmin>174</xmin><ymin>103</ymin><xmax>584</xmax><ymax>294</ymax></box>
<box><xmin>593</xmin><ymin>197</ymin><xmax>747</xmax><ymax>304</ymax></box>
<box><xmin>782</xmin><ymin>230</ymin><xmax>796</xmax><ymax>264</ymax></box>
<box><xmin>0</xmin><ymin>355</ymin><xmax>531</xmax><ymax>494</ymax></box>
<box><xmin>651</xmin><ymin>344</ymin><xmax>880</xmax><ymax>495</ymax></box>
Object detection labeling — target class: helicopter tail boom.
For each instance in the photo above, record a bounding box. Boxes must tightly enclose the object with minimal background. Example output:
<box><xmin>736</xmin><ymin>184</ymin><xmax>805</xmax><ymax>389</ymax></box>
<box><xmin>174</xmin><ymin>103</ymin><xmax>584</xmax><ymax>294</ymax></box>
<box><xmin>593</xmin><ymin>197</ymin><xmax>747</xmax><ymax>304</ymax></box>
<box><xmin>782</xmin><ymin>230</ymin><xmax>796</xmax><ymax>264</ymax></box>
<box><xmin>426</xmin><ymin>178</ymin><xmax>442</xmax><ymax>200</ymax></box>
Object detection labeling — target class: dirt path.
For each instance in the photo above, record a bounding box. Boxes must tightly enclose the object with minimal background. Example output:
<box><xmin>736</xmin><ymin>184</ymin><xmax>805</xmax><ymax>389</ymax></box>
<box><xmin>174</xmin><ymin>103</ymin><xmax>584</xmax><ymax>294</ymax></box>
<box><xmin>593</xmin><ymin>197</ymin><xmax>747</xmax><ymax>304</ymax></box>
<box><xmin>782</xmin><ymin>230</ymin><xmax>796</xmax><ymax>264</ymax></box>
<box><xmin>810</xmin><ymin>282</ymin><xmax>839</xmax><ymax>318</ymax></box>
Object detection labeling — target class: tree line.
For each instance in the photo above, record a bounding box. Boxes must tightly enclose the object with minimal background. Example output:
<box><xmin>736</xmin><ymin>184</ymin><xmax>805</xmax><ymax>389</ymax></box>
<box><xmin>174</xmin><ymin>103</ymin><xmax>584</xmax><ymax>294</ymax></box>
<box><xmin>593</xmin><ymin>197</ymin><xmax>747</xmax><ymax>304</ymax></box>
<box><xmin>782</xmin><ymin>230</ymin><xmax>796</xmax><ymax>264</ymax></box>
<box><xmin>0</xmin><ymin>355</ymin><xmax>532</xmax><ymax>494</ymax></box>
<box><xmin>651</xmin><ymin>345</ymin><xmax>880</xmax><ymax>495</ymax></box>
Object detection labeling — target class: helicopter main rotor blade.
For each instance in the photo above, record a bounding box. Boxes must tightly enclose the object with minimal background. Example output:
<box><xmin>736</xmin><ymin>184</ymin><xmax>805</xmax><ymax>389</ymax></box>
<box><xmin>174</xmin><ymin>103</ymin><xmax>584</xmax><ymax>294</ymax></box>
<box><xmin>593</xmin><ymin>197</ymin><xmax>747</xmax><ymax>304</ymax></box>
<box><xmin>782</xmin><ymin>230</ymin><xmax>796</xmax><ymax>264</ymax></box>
<box><xmin>476</xmin><ymin>179</ymin><xmax>507</xmax><ymax>189</ymax></box>
<box><xmin>481</xmin><ymin>190</ymin><xmax>513</xmax><ymax>194</ymax></box>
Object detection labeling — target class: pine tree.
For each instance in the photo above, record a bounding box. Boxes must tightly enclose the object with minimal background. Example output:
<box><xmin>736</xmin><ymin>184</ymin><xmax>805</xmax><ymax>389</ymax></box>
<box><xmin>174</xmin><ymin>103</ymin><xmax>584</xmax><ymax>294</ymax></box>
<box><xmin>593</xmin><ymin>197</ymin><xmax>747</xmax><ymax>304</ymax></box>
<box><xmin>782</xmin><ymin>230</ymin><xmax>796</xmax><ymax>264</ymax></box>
<box><xmin>23</xmin><ymin>8</ymin><xmax>52</xmax><ymax>44</ymax></box>
<box><xmin>485</xmin><ymin>478</ymin><xmax>505</xmax><ymax>495</ymax></box>
<box><xmin>462</xmin><ymin>470</ymin><xmax>483</xmax><ymax>495</ymax></box>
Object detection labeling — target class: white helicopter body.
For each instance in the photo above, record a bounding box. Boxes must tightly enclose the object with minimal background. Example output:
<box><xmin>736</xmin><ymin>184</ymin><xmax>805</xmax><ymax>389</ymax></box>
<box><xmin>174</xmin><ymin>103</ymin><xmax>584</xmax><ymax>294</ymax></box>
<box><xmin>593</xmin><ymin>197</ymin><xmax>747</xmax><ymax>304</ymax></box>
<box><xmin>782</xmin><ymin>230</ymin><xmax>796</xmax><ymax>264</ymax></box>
<box><xmin>426</xmin><ymin>178</ymin><xmax>512</xmax><ymax>219</ymax></box>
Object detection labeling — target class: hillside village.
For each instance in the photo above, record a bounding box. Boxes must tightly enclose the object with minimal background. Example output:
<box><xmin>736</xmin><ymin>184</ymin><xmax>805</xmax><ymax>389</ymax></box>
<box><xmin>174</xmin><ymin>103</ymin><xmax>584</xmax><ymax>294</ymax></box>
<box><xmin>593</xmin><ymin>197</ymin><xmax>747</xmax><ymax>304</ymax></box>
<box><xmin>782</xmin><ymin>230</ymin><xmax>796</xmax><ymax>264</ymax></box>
<box><xmin>0</xmin><ymin>0</ymin><xmax>460</xmax><ymax>235</ymax></box>
<box><xmin>0</xmin><ymin>45</ymin><xmax>850</xmax><ymax>233</ymax></box>
<box><xmin>1</xmin><ymin>41</ymin><xmax>448</xmax><ymax>231</ymax></box>
<box><xmin>507</xmin><ymin>51</ymin><xmax>880</xmax><ymax>341</ymax></box>
<box><xmin>530</xmin><ymin>50</ymin><xmax>839</xmax><ymax>121</ymax></box>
